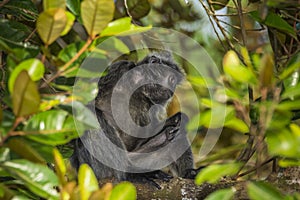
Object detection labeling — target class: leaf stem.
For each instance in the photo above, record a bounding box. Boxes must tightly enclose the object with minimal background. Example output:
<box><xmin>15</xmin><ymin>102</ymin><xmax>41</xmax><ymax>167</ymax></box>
<box><xmin>42</xmin><ymin>37</ymin><xmax>93</xmax><ymax>86</ymax></box>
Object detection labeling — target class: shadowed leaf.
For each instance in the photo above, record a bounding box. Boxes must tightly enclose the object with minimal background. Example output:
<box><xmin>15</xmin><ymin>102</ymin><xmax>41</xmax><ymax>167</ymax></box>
<box><xmin>12</xmin><ymin>70</ymin><xmax>40</xmax><ymax>117</ymax></box>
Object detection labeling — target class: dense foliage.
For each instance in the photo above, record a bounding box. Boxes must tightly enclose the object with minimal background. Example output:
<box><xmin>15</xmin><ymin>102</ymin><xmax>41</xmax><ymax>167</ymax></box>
<box><xmin>0</xmin><ymin>0</ymin><xmax>299</xmax><ymax>199</ymax></box>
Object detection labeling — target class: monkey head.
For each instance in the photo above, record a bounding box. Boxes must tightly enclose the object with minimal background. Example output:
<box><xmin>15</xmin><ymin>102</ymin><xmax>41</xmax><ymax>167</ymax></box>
<box><xmin>131</xmin><ymin>52</ymin><xmax>184</xmax><ymax>106</ymax></box>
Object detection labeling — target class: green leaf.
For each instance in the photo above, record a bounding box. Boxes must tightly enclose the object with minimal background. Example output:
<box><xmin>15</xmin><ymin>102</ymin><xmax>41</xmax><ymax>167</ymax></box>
<box><xmin>22</xmin><ymin>138</ymin><xmax>55</xmax><ymax>163</ymax></box>
<box><xmin>195</xmin><ymin>163</ymin><xmax>242</xmax><ymax>185</ymax></box>
<box><xmin>249</xmin><ymin>11</ymin><xmax>296</xmax><ymax>38</ymax></box>
<box><xmin>259</xmin><ymin>54</ymin><xmax>274</xmax><ymax>88</ymax></box>
<box><xmin>0</xmin><ymin>107</ymin><xmax>2</xmax><ymax>123</ymax></box>
<box><xmin>223</xmin><ymin>50</ymin><xmax>256</xmax><ymax>84</ymax></box>
<box><xmin>12</xmin><ymin>70</ymin><xmax>40</xmax><ymax>117</ymax></box>
<box><xmin>278</xmin><ymin>158</ymin><xmax>300</xmax><ymax>167</ymax></box>
<box><xmin>94</xmin><ymin>37</ymin><xmax>130</xmax><ymax>55</ymax></box>
<box><xmin>60</xmin><ymin>11</ymin><xmax>75</xmax><ymax>36</ymax></box>
<box><xmin>60</xmin><ymin>101</ymin><xmax>99</xmax><ymax>129</ymax></box>
<box><xmin>53</xmin><ymin>149</ymin><xmax>66</xmax><ymax>185</ymax></box>
<box><xmin>0</xmin><ymin>159</ymin><xmax>59</xmax><ymax>199</ymax></box>
<box><xmin>277</xmin><ymin>100</ymin><xmax>300</xmax><ymax>111</ymax></box>
<box><xmin>0</xmin><ymin>19</ymin><xmax>32</xmax><ymax>42</ymax></box>
<box><xmin>205</xmin><ymin>188</ymin><xmax>235</xmax><ymax>200</ymax></box>
<box><xmin>24</xmin><ymin>110</ymin><xmax>81</xmax><ymax>145</ymax></box>
<box><xmin>266</xmin><ymin>125</ymin><xmax>300</xmax><ymax>159</ymax></box>
<box><xmin>58</xmin><ymin>41</ymin><xmax>88</xmax><ymax>71</ymax></box>
<box><xmin>0</xmin><ymin>184</ymin><xmax>14</xmax><ymax>200</ymax></box>
<box><xmin>43</xmin><ymin>0</ymin><xmax>66</xmax><ymax>10</ymax></box>
<box><xmin>100</xmin><ymin>17</ymin><xmax>152</xmax><ymax>37</ymax></box>
<box><xmin>110</xmin><ymin>182</ymin><xmax>137</xmax><ymax>200</ymax></box>
<box><xmin>100</xmin><ymin>17</ymin><xmax>132</xmax><ymax>36</ymax></box>
<box><xmin>0</xmin><ymin>37</ymin><xmax>39</xmax><ymax>56</ymax></box>
<box><xmin>37</xmin><ymin>8</ymin><xmax>67</xmax><ymax>45</ymax></box>
<box><xmin>0</xmin><ymin>0</ymin><xmax>38</xmax><ymax>21</ymax></box>
<box><xmin>247</xmin><ymin>181</ymin><xmax>284</xmax><ymax>200</ymax></box>
<box><xmin>0</xmin><ymin>148</ymin><xmax>10</xmax><ymax>162</ymax></box>
<box><xmin>72</xmin><ymin>81</ymin><xmax>98</xmax><ymax>103</ymax></box>
<box><xmin>6</xmin><ymin>138</ymin><xmax>46</xmax><ymax>164</ymax></box>
<box><xmin>224</xmin><ymin>117</ymin><xmax>249</xmax><ymax>133</ymax></box>
<box><xmin>81</xmin><ymin>0</ymin><xmax>115</xmax><ymax>38</ymax></box>
<box><xmin>78</xmin><ymin>164</ymin><xmax>99</xmax><ymax>200</ymax></box>
<box><xmin>67</xmin><ymin>0</ymin><xmax>81</xmax><ymax>16</ymax></box>
<box><xmin>282</xmin><ymin>82</ymin><xmax>300</xmax><ymax>100</ymax></box>
<box><xmin>280</xmin><ymin>52</ymin><xmax>300</xmax><ymax>80</ymax></box>
<box><xmin>8</xmin><ymin>58</ymin><xmax>45</xmax><ymax>93</ymax></box>
<box><xmin>125</xmin><ymin>0</ymin><xmax>150</xmax><ymax>19</ymax></box>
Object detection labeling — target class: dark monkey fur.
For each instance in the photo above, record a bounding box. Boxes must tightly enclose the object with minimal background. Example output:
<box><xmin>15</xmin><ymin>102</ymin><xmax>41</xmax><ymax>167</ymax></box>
<box><xmin>70</xmin><ymin>53</ymin><xmax>195</xmax><ymax>186</ymax></box>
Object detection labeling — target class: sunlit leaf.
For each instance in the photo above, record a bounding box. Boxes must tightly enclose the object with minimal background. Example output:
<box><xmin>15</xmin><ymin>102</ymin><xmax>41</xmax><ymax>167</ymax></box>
<box><xmin>60</xmin><ymin>11</ymin><xmax>75</xmax><ymax>36</ymax></box>
<box><xmin>78</xmin><ymin>164</ymin><xmax>99</xmax><ymax>200</ymax></box>
<box><xmin>249</xmin><ymin>11</ymin><xmax>296</xmax><ymax>38</ymax></box>
<box><xmin>188</xmin><ymin>104</ymin><xmax>232</xmax><ymax>130</ymax></box>
<box><xmin>53</xmin><ymin>149</ymin><xmax>66</xmax><ymax>185</ymax></box>
<box><xmin>37</xmin><ymin>8</ymin><xmax>67</xmax><ymax>45</ymax></box>
<box><xmin>241</xmin><ymin>47</ymin><xmax>253</xmax><ymax>69</ymax></box>
<box><xmin>94</xmin><ymin>37</ymin><xmax>130</xmax><ymax>54</ymax></box>
<box><xmin>24</xmin><ymin>110</ymin><xmax>81</xmax><ymax>145</ymax></box>
<box><xmin>278</xmin><ymin>158</ymin><xmax>300</xmax><ymax>167</ymax></box>
<box><xmin>0</xmin><ymin>148</ymin><xmax>10</xmax><ymax>162</ymax></box>
<box><xmin>266</xmin><ymin>126</ymin><xmax>300</xmax><ymax>159</ymax></box>
<box><xmin>110</xmin><ymin>182</ymin><xmax>137</xmax><ymax>200</ymax></box>
<box><xmin>12</xmin><ymin>70</ymin><xmax>40</xmax><ymax>117</ymax></box>
<box><xmin>100</xmin><ymin>17</ymin><xmax>131</xmax><ymax>36</ymax></box>
<box><xmin>223</xmin><ymin>50</ymin><xmax>256</xmax><ymax>84</ymax></box>
<box><xmin>1</xmin><ymin>159</ymin><xmax>59</xmax><ymax>199</ymax></box>
<box><xmin>81</xmin><ymin>0</ymin><xmax>115</xmax><ymax>38</ymax></box>
<box><xmin>247</xmin><ymin>181</ymin><xmax>284</xmax><ymax>200</ymax></box>
<box><xmin>43</xmin><ymin>0</ymin><xmax>66</xmax><ymax>10</ymax></box>
<box><xmin>205</xmin><ymin>187</ymin><xmax>235</xmax><ymax>200</ymax></box>
<box><xmin>225</xmin><ymin>117</ymin><xmax>249</xmax><ymax>133</ymax></box>
<box><xmin>195</xmin><ymin>163</ymin><xmax>242</xmax><ymax>185</ymax></box>
<box><xmin>125</xmin><ymin>0</ymin><xmax>150</xmax><ymax>19</ymax></box>
<box><xmin>8</xmin><ymin>58</ymin><xmax>44</xmax><ymax>93</ymax></box>
<box><xmin>100</xmin><ymin>17</ymin><xmax>152</xmax><ymax>37</ymax></box>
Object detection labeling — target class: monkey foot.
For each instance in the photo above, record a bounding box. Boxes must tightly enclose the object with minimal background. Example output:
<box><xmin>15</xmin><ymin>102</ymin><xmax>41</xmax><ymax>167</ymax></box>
<box><xmin>126</xmin><ymin>170</ymin><xmax>173</xmax><ymax>189</ymax></box>
<box><xmin>183</xmin><ymin>166</ymin><xmax>206</xmax><ymax>179</ymax></box>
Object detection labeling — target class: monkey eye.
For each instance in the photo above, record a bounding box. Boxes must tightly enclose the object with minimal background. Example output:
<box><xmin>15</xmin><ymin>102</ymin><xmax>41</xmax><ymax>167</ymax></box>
<box><xmin>149</xmin><ymin>56</ymin><xmax>161</xmax><ymax>63</ymax></box>
<box><xmin>168</xmin><ymin>75</ymin><xmax>177</xmax><ymax>87</ymax></box>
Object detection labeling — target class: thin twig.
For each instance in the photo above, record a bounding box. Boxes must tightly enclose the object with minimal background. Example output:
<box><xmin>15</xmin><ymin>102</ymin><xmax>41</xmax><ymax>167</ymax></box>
<box><xmin>233</xmin><ymin>0</ymin><xmax>247</xmax><ymax>46</ymax></box>
<box><xmin>237</xmin><ymin>157</ymin><xmax>274</xmax><ymax>178</ymax></box>
<box><xmin>42</xmin><ymin>37</ymin><xmax>93</xmax><ymax>86</ymax></box>
<box><xmin>198</xmin><ymin>0</ymin><xmax>227</xmax><ymax>51</ymax></box>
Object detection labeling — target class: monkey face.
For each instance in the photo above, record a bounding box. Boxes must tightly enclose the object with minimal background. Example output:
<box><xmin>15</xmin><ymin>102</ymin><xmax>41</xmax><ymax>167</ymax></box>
<box><xmin>132</xmin><ymin>54</ymin><xmax>183</xmax><ymax>105</ymax></box>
